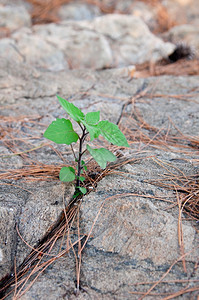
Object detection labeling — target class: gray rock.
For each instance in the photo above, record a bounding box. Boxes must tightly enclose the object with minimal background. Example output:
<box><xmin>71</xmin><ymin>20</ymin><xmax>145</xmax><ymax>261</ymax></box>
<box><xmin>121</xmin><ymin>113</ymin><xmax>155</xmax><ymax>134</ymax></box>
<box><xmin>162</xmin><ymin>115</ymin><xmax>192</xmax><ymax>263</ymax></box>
<box><xmin>3</xmin><ymin>22</ymin><xmax>113</xmax><ymax>71</ymax></box>
<box><xmin>0</xmin><ymin>59</ymin><xmax>199</xmax><ymax>299</ymax></box>
<box><xmin>163</xmin><ymin>0</ymin><xmax>199</xmax><ymax>26</ymax></box>
<box><xmin>81</xmin><ymin>174</ymin><xmax>197</xmax><ymax>264</ymax></box>
<box><xmin>0</xmin><ymin>0</ymin><xmax>29</xmax><ymax>5</ymax></box>
<box><xmin>82</xmin><ymin>14</ymin><xmax>175</xmax><ymax>65</ymax></box>
<box><xmin>12</xmin><ymin>28</ymin><xmax>69</xmax><ymax>72</ymax></box>
<box><xmin>0</xmin><ymin>71</ymin><xmax>57</xmax><ymax>104</ymax></box>
<box><xmin>0</xmin><ymin>2</ymin><xmax>199</xmax><ymax>298</ymax></box>
<box><xmin>186</xmin><ymin>0</ymin><xmax>199</xmax><ymax>25</ymax></box>
<box><xmin>61</xmin><ymin>26</ymin><xmax>112</xmax><ymax>70</ymax></box>
<box><xmin>0</xmin><ymin>38</ymin><xmax>23</xmax><ymax>64</ymax></box>
<box><xmin>119</xmin><ymin>1</ymin><xmax>157</xmax><ymax>30</ymax></box>
<box><xmin>0</xmin><ymin>182</ymin><xmax>74</xmax><ymax>281</ymax></box>
<box><xmin>16</xmin><ymin>182</ymin><xmax>75</xmax><ymax>265</ymax></box>
<box><xmin>0</xmin><ymin>14</ymin><xmax>175</xmax><ymax>71</ymax></box>
<box><xmin>33</xmin><ymin>22</ymin><xmax>113</xmax><ymax>70</ymax></box>
<box><xmin>0</xmin><ymin>5</ymin><xmax>31</xmax><ymax>31</ymax></box>
<box><xmin>58</xmin><ymin>2</ymin><xmax>101</xmax><ymax>21</ymax></box>
<box><xmin>0</xmin><ymin>206</ymin><xmax>16</xmax><ymax>277</ymax></box>
<box><xmin>165</xmin><ymin>24</ymin><xmax>199</xmax><ymax>53</ymax></box>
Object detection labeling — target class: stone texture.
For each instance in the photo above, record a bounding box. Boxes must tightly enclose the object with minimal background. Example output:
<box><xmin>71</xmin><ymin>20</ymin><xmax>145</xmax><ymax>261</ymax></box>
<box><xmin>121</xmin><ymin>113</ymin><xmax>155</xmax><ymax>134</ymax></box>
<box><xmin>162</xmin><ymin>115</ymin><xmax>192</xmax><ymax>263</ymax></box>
<box><xmin>0</xmin><ymin>64</ymin><xmax>199</xmax><ymax>298</ymax></box>
<box><xmin>32</xmin><ymin>21</ymin><xmax>113</xmax><ymax>69</ymax></box>
<box><xmin>0</xmin><ymin>182</ymin><xmax>74</xmax><ymax>280</ymax></box>
<box><xmin>81</xmin><ymin>174</ymin><xmax>197</xmax><ymax>264</ymax></box>
<box><xmin>165</xmin><ymin>24</ymin><xmax>199</xmax><ymax>53</ymax></box>
<box><xmin>16</xmin><ymin>182</ymin><xmax>75</xmax><ymax>264</ymax></box>
<box><xmin>12</xmin><ymin>28</ymin><xmax>69</xmax><ymax>72</ymax></box>
<box><xmin>163</xmin><ymin>0</ymin><xmax>199</xmax><ymax>26</ymax></box>
<box><xmin>0</xmin><ymin>5</ymin><xmax>31</xmax><ymax>31</ymax></box>
<box><xmin>10</xmin><ymin>22</ymin><xmax>112</xmax><ymax>70</ymax></box>
<box><xmin>0</xmin><ymin>206</ymin><xmax>16</xmax><ymax>277</ymax></box>
<box><xmin>57</xmin><ymin>25</ymin><xmax>112</xmax><ymax>69</ymax></box>
<box><xmin>82</xmin><ymin>14</ymin><xmax>175</xmax><ymax>65</ymax></box>
<box><xmin>58</xmin><ymin>2</ymin><xmax>101</xmax><ymax>21</ymax></box>
<box><xmin>0</xmin><ymin>14</ymin><xmax>175</xmax><ymax>71</ymax></box>
<box><xmin>0</xmin><ymin>2</ymin><xmax>199</xmax><ymax>298</ymax></box>
<box><xmin>128</xmin><ymin>1</ymin><xmax>157</xmax><ymax>30</ymax></box>
<box><xmin>0</xmin><ymin>38</ymin><xmax>23</xmax><ymax>65</ymax></box>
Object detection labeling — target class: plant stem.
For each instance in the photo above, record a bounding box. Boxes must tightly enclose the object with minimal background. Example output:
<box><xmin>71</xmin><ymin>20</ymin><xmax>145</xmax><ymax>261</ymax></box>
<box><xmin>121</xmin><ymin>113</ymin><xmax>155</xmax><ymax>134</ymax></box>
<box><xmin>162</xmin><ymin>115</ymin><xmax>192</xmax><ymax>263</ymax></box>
<box><xmin>76</xmin><ymin>125</ymin><xmax>87</xmax><ymax>189</ymax></box>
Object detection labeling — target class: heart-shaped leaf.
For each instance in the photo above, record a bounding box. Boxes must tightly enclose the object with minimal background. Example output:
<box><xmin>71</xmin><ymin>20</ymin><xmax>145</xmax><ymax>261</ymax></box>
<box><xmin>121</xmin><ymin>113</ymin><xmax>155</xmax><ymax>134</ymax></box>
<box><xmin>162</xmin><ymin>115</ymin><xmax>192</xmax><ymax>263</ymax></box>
<box><xmin>44</xmin><ymin>118</ymin><xmax>78</xmax><ymax>145</ymax></box>
<box><xmin>98</xmin><ymin>121</ymin><xmax>129</xmax><ymax>147</ymax></box>
<box><xmin>59</xmin><ymin>167</ymin><xmax>76</xmax><ymax>182</ymax></box>
<box><xmin>79</xmin><ymin>187</ymin><xmax>87</xmax><ymax>194</ymax></box>
<box><xmin>82</xmin><ymin>120</ymin><xmax>100</xmax><ymax>141</ymax></box>
<box><xmin>85</xmin><ymin>111</ymin><xmax>100</xmax><ymax>125</ymax></box>
<box><xmin>77</xmin><ymin>175</ymin><xmax>85</xmax><ymax>182</ymax></box>
<box><xmin>86</xmin><ymin>124</ymin><xmax>100</xmax><ymax>141</ymax></box>
<box><xmin>87</xmin><ymin>145</ymin><xmax>116</xmax><ymax>169</ymax></box>
<box><xmin>57</xmin><ymin>95</ymin><xmax>85</xmax><ymax>122</ymax></box>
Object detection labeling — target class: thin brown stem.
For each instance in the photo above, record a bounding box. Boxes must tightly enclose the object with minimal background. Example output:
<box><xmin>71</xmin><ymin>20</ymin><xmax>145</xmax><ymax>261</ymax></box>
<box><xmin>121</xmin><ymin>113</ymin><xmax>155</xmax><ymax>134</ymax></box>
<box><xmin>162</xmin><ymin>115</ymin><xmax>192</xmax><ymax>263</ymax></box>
<box><xmin>76</xmin><ymin>125</ymin><xmax>87</xmax><ymax>189</ymax></box>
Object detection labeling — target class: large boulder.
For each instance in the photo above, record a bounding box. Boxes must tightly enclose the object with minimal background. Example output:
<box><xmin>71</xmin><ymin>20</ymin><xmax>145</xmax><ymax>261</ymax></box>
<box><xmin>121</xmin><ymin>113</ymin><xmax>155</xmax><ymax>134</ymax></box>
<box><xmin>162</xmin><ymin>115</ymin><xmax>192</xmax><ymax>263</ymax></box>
<box><xmin>0</xmin><ymin>14</ymin><xmax>175</xmax><ymax>71</ymax></box>
<box><xmin>80</xmin><ymin>14</ymin><xmax>175</xmax><ymax>65</ymax></box>
<box><xmin>0</xmin><ymin>60</ymin><xmax>198</xmax><ymax>298</ymax></box>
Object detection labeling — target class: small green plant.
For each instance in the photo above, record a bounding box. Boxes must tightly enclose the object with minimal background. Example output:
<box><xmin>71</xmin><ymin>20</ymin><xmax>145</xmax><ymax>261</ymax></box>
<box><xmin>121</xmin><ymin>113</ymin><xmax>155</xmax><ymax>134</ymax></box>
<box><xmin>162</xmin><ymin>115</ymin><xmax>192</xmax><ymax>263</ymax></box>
<box><xmin>44</xmin><ymin>95</ymin><xmax>129</xmax><ymax>197</ymax></box>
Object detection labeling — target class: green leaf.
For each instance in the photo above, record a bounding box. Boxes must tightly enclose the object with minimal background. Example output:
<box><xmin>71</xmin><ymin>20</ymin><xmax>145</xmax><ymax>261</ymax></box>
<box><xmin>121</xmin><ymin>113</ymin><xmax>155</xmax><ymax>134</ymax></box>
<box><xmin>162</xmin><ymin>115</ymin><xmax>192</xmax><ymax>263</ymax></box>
<box><xmin>86</xmin><ymin>125</ymin><xmax>100</xmax><ymax>141</ymax></box>
<box><xmin>97</xmin><ymin>121</ymin><xmax>129</xmax><ymax>147</ymax></box>
<box><xmin>86</xmin><ymin>145</ymin><xmax>117</xmax><ymax>169</ymax></box>
<box><xmin>85</xmin><ymin>111</ymin><xmax>100</xmax><ymax>125</ymax></box>
<box><xmin>79</xmin><ymin>176</ymin><xmax>85</xmax><ymax>182</ymax></box>
<box><xmin>73</xmin><ymin>190</ymin><xmax>82</xmax><ymax>199</ymax></box>
<box><xmin>44</xmin><ymin>118</ymin><xmax>79</xmax><ymax>145</ymax></box>
<box><xmin>82</xmin><ymin>121</ymin><xmax>100</xmax><ymax>141</ymax></box>
<box><xmin>80</xmin><ymin>166</ymin><xmax>87</xmax><ymax>172</ymax></box>
<box><xmin>57</xmin><ymin>95</ymin><xmax>85</xmax><ymax>122</ymax></box>
<box><xmin>79</xmin><ymin>187</ymin><xmax>87</xmax><ymax>194</ymax></box>
<box><xmin>59</xmin><ymin>167</ymin><xmax>76</xmax><ymax>182</ymax></box>
<box><xmin>77</xmin><ymin>176</ymin><xmax>85</xmax><ymax>182</ymax></box>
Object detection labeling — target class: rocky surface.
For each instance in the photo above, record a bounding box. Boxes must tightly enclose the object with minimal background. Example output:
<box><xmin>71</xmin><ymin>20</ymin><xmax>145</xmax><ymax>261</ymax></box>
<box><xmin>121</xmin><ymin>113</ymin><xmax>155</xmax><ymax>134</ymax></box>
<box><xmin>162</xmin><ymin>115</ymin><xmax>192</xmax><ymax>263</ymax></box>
<box><xmin>0</xmin><ymin>5</ymin><xmax>31</xmax><ymax>31</ymax></box>
<box><xmin>58</xmin><ymin>2</ymin><xmax>101</xmax><ymax>21</ymax></box>
<box><xmin>1</xmin><ymin>64</ymin><xmax>199</xmax><ymax>298</ymax></box>
<box><xmin>0</xmin><ymin>10</ymin><xmax>175</xmax><ymax>70</ymax></box>
<box><xmin>165</xmin><ymin>24</ymin><xmax>199</xmax><ymax>53</ymax></box>
<box><xmin>0</xmin><ymin>1</ymin><xmax>199</xmax><ymax>299</ymax></box>
<box><xmin>163</xmin><ymin>0</ymin><xmax>199</xmax><ymax>26</ymax></box>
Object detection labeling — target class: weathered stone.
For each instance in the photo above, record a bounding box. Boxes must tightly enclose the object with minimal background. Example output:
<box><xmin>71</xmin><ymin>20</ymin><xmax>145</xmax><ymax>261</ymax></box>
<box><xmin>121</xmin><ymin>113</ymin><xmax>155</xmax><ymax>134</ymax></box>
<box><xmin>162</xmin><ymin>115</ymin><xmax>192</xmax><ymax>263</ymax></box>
<box><xmin>0</xmin><ymin>14</ymin><xmax>175</xmax><ymax>71</ymax></box>
<box><xmin>121</xmin><ymin>1</ymin><xmax>157</xmax><ymax>30</ymax></box>
<box><xmin>0</xmin><ymin>3</ymin><xmax>199</xmax><ymax>297</ymax></box>
<box><xmin>16</xmin><ymin>182</ymin><xmax>75</xmax><ymax>264</ymax></box>
<box><xmin>0</xmin><ymin>5</ymin><xmax>31</xmax><ymax>31</ymax></box>
<box><xmin>163</xmin><ymin>0</ymin><xmax>199</xmax><ymax>26</ymax></box>
<box><xmin>0</xmin><ymin>0</ymin><xmax>29</xmax><ymax>5</ymax></box>
<box><xmin>81</xmin><ymin>173</ymin><xmax>197</xmax><ymax>264</ymax></box>
<box><xmin>33</xmin><ymin>22</ymin><xmax>113</xmax><ymax>70</ymax></box>
<box><xmin>12</xmin><ymin>28</ymin><xmax>68</xmax><ymax>72</ymax></box>
<box><xmin>0</xmin><ymin>38</ymin><xmax>23</xmax><ymax>64</ymax></box>
<box><xmin>165</xmin><ymin>24</ymin><xmax>199</xmax><ymax>52</ymax></box>
<box><xmin>0</xmin><ymin>71</ymin><xmax>198</xmax><ymax>299</ymax></box>
<box><xmin>0</xmin><ymin>58</ymin><xmax>58</xmax><ymax>104</ymax></box>
<box><xmin>58</xmin><ymin>2</ymin><xmax>101</xmax><ymax>21</ymax></box>
<box><xmin>82</xmin><ymin>14</ymin><xmax>175</xmax><ymax>65</ymax></box>
<box><xmin>0</xmin><ymin>206</ymin><xmax>16</xmax><ymax>277</ymax></box>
